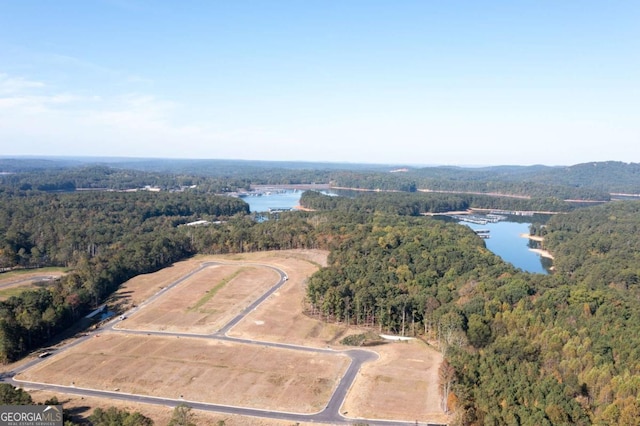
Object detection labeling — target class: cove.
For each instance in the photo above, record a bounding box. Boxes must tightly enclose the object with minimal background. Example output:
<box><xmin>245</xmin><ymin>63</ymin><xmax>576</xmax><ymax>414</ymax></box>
<box><xmin>461</xmin><ymin>220</ymin><xmax>551</xmax><ymax>274</ymax></box>
<box><xmin>241</xmin><ymin>189</ymin><xmax>305</xmax><ymax>213</ymax></box>
<box><xmin>242</xmin><ymin>190</ymin><xmax>551</xmax><ymax>274</ymax></box>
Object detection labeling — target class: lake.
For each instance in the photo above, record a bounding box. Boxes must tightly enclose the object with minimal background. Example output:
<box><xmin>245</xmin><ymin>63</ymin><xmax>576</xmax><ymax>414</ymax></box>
<box><xmin>243</xmin><ymin>190</ymin><xmax>550</xmax><ymax>274</ymax></box>
<box><xmin>461</xmin><ymin>220</ymin><xmax>550</xmax><ymax>274</ymax></box>
<box><xmin>241</xmin><ymin>190</ymin><xmax>306</xmax><ymax>213</ymax></box>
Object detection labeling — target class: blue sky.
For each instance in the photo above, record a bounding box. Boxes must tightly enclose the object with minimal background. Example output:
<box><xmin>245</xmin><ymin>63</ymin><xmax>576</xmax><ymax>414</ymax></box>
<box><xmin>0</xmin><ymin>1</ymin><xmax>638</xmax><ymax>166</ymax></box>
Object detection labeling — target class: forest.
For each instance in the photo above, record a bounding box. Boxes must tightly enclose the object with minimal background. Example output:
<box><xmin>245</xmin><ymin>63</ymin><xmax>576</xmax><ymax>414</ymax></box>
<box><xmin>3</xmin><ymin>158</ymin><xmax>640</xmax><ymax>199</ymax></box>
<box><xmin>0</xmin><ymin>190</ymin><xmax>248</xmax><ymax>361</ymax></box>
<box><xmin>1</xmin><ymin>160</ymin><xmax>639</xmax><ymax>425</ymax></box>
<box><xmin>302</xmin><ymin>195</ymin><xmax>640</xmax><ymax>425</ymax></box>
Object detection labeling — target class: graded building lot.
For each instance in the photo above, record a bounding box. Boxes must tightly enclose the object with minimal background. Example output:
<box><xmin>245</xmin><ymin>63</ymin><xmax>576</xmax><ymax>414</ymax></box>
<box><xmin>342</xmin><ymin>339</ymin><xmax>448</xmax><ymax>424</ymax></box>
<box><xmin>221</xmin><ymin>251</ymin><xmax>449</xmax><ymax>424</ymax></box>
<box><xmin>118</xmin><ymin>264</ymin><xmax>278</xmax><ymax>334</ymax></box>
<box><xmin>17</xmin><ymin>250</ymin><xmax>448</xmax><ymax>424</ymax></box>
<box><xmin>107</xmin><ymin>260</ymin><xmax>207</xmax><ymax>311</ymax></box>
<box><xmin>17</xmin><ymin>333</ymin><xmax>350</xmax><ymax>414</ymax></box>
<box><xmin>29</xmin><ymin>390</ymin><xmax>319</xmax><ymax>426</ymax></box>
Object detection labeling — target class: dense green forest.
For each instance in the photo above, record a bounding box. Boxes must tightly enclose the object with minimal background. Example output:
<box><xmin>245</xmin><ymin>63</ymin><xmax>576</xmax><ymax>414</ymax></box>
<box><xmin>0</xmin><ymin>190</ymin><xmax>248</xmax><ymax>361</ymax></box>
<box><xmin>301</xmin><ymin>190</ymin><xmax>579</xmax><ymax>214</ymax></box>
<box><xmin>303</xmin><ymin>196</ymin><xmax>640</xmax><ymax>424</ymax></box>
<box><xmin>1</xmin><ymin>160</ymin><xmax>640</xmax><ymax>425</ymax></box>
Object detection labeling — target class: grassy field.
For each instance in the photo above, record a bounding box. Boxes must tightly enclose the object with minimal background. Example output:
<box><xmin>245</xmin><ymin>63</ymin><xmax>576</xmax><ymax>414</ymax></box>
<box><xmin>0</xmin><ymin>267</ymin><xmax>67</xmax><ymax>300</ymax></box>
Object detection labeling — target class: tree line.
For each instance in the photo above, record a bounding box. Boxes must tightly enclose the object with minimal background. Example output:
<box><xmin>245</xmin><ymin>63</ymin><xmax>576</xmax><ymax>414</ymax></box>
<box><xmin>2</xmin><ymin>162</ymin><xmax>640</xmax><ymax>424</ymax></box>
<box><xmin>301</xmin><ymin>189</ymin><xmax>578</xmax><ymax>215</ymax></box>
<box><xmin>0</xmin><ymin>190</ymin><xmax>248</xmax><ymax>362</ymax></box>
<box><xmin>303</xmin><ymin>194</ymin><xmax>640</xmax><ymax>424</ymax></box>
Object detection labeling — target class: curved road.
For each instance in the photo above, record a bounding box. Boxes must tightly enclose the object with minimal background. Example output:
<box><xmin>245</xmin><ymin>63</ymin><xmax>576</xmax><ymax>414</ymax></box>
<box><xmin>5</xmin><ymin>261</ymin><xmax>445</xmax><ymax>426</ymax></box>
<box><xmin>0</xmin><ymin>274</ymin><xmax>60</xmax><ymax>290</ymax></box>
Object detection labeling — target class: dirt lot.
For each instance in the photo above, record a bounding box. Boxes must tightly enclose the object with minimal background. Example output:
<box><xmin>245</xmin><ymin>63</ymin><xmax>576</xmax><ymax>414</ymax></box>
<box><xmin>218</xmin><ymin>251</ymin><xmax>448</xmax><ymax>423</ymax></box>
<box><xmin>342</xmin><ymin>339</ymin><xmax>448</xmax><ymax>423</ymax></box>
<box><xmin>17</xmin><ymin>333</ymin><xmax>349</xmax><ymax>414</ymax></box>
<box><xmin>17</xmin><ymin>250</ymin><xmax>448</xmax><ymax>424</ymax></box>
<box><xmin>30</xmin><ymin>390</ymin><xmax>317</xmax><ymax>426</ymax></box>
<box><xmin>228</xmin><ymin>252</ymin><xmax>350</xmax><ymax>348</ymax></box>
<box><xmin>118</xmin><ymin>264</ymin><xmax>278</xmax><ymax>334</ymax></box>
<box><xmin>108</xmin><ymin>260</ymin><xmax>205</xmax><ymax>311</ymax></box>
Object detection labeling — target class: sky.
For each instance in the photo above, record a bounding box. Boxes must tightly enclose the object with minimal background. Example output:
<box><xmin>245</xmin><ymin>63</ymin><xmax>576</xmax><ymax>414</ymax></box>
<box><xmin>0</xmin><ymin>1</ymin><xmax>638</xmax><ymax>166</ymax></box>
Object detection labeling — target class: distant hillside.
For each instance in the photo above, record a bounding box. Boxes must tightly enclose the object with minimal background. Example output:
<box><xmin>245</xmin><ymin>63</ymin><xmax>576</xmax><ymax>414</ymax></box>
<box><xmin>411</xmin><ymin>162</ymin><xmax>640</xmax><ymax>194</ymax></box>
<box><xmin>532</xmin><ymin>161</ymin><xmax>640</xmax><ymax>194</ymax></box>
<box><xmin>0</xmin><ymin>157</ymin><xmax>395</xmax><ymax>175</ymax></box>
<box><xmin>1</xmin><ymin>157</ymin><xmax>639</xmax><ymax>198</ymax></box>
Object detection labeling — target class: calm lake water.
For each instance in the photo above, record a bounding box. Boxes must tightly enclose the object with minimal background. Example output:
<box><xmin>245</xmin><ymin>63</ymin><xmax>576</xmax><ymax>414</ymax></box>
<box><xmin>241</xmin><ymin>190</ymin><xmax>306</xmax><ymax>213</ymax></box>
<box><xmin>243</xmin><ymin>190</ymin><xmax>550</xmax><ymax>274</ymax></box>
<box><xmin>462</xmin><ymin>220</ymin><xmax>550</xmax><ymax>274</ymax></box>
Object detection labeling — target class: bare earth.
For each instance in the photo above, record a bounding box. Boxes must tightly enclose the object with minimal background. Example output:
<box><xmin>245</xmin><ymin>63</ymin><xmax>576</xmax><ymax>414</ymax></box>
<box><xmin>16</xmin><ymin>250</ymin><xmax>448</xmax><ymax>424</ymax></box>
<box><xmin>343</xmin><ymin>339</ymin><xmax>448</xmax><ymax>424</ymax></box>
<box><xmin>16</xmin><ymin>333</ymin><xmax>349</xmax><ymax>414</ymax></box>
<box><xmin>29</xmin><ymin>390</ymin><xmax>319</xmax><ymax>426</ymax></box>
<box><xmin>118</xmin><ymin>264</ymin><xmax>278</xmax><ymax>334</ymax></box>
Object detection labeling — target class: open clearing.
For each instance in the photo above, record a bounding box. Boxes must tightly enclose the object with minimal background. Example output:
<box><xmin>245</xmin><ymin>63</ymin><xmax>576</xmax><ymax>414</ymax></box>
<box><xmin>0</xmin><ymin>268</ymin><xmax>66</xmax><ymax>300</ymax></box>
<box><xmin>342</xmin><ymin>339</ymin><xmax>448</xmax><ymax>424</ymax></box>
<box><xmin>17</xmin><ymin>333</ymin><xmax>349</xmax><ymax>414</ymax></box>
<box><xmin>30</xmin><ymin>389</ymin><xmax>319</xmax><ymax>426</ymax></box>
<box><xmin>118</xmin><ymin>264</ymin><xmax>278</xmax><ymax>333</ymax></box>
<box><xmin>16</xmin><ymin>250</ymin><xmax>448</xmax><ymax>424</ymax></box>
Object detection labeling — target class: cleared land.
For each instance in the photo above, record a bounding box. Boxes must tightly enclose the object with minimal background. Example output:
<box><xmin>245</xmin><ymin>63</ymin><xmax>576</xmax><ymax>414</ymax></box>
<box><xmin>16</xmin><ymin>250</ymin><xmax>448</xmax><ymax>424</ymax></box>
<box><xmin>30</xmin><ymin>389</ymin><xmax>319</xmax><ymax>426</ymax></box>
<box><xmin>0</xmin><ymin>268</ymin><xmax>66</xmax><ymax>300</ymax></box>
<box><xmin>117</xmin><ymin>264</ymin><xmax>278</xmax><ymax>334</ymax></box>
<box><xmin>17</xmin><ymin>333</ymin><xmax>349</xmax><ymax>414</ymax></box>
<box><xmin>342</xmin><ymin>339</ymin><xmax>447</xmax><ymax>423</ymax></box>
<box><xmin>228</xmin><ymin>253</ymin><xmax>351</xmax><ymax>347</ymax></box>
<box><xmin>225</xmin><ymin>252</ymin><xmax>447</xmax><ymax>423</ymax></box>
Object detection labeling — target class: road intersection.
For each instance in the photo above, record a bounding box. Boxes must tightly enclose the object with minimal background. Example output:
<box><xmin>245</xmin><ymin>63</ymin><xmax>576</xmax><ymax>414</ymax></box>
<box><xmin>5</xmin><ymin>261</ymin><xmax>445</xmax><ymax>425</ymax></box>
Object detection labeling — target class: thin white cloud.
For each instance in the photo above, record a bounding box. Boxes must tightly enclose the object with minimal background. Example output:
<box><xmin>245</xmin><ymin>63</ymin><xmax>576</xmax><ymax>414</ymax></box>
<box><xmin>0</xmin><ymin>73</ymin><xmax>45</xmax><ymax>95</ymax></box>
<box><xmin>41</xmin><ymin>53</ymin><xmax>153</xmax><ymax>87</ymax></box>
<box><xmin>0</xmin><ymin>72</ymin><xmax>222</xmax><ymax>158</ymax></box>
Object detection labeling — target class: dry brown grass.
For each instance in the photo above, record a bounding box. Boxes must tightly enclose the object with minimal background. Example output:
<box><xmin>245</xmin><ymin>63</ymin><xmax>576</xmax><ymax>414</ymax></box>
<box><xmin>17</xmin><ymin>333</ymin><xmax>349</xmax><ymax>414</ymax></box>
<box><xmin>118</xmin><ymin>264</ymin><xmax>278</xmax><ymax>333</ymax></box>
<box><xmin>17</xmin><ymin>250</ymin><xmax>448</xmax><ymax>424</ymax></box>
<box><xmin>227</xmin><ymin>252</ymin><xmax>351</xmax><ymax>347</ymax></box>
<box><xmin>342</xmin><ymin>338</ymin><xmax>448</xmax><ymax>423</ymax></box>
<box><xmin>30</xmin><ymin>390</ymin><xmax>318</xmax><ymax>426</ymax></box>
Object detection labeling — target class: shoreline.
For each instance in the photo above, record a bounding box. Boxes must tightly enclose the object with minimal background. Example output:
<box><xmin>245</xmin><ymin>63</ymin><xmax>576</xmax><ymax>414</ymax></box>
<box><xmin>520</xmin><ymin>233</ymin><xmax>544</xmax><ymax>242</ymax></box>
<box><xmin>520</xmin><ymin>233</ymin><xmax>554</xmax><ymax>259</ymax></box>
<box><xmin>529</xmin><ymin>248</ymin><xmax>554</xmax><ymax>260</ymax></box>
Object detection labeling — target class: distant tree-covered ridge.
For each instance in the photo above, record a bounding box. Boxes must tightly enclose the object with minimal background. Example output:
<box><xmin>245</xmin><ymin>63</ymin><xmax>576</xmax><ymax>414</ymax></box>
<box><xmin>3</xmin><ymin>158</ymin><xmax>639</xmax><ymax>199</ymax></box>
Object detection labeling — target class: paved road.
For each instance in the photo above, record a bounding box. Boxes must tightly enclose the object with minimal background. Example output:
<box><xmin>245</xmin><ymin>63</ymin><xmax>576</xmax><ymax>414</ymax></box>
<box><xmin>0</xmin><ymin>275</ymin><xmax>59</xmax><ymax>290</ymax></box>
<box><xmin>5</xmin><ymin>261</ymin><xmax>446</xmax><ymax>426</ymax></box>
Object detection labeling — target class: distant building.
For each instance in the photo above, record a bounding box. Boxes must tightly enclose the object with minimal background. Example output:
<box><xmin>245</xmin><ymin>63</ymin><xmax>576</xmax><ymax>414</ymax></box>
<box><xmin>184</xmin><ymin>220</ymin><xmax>210</xmax><ymax>226</ymax></box>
